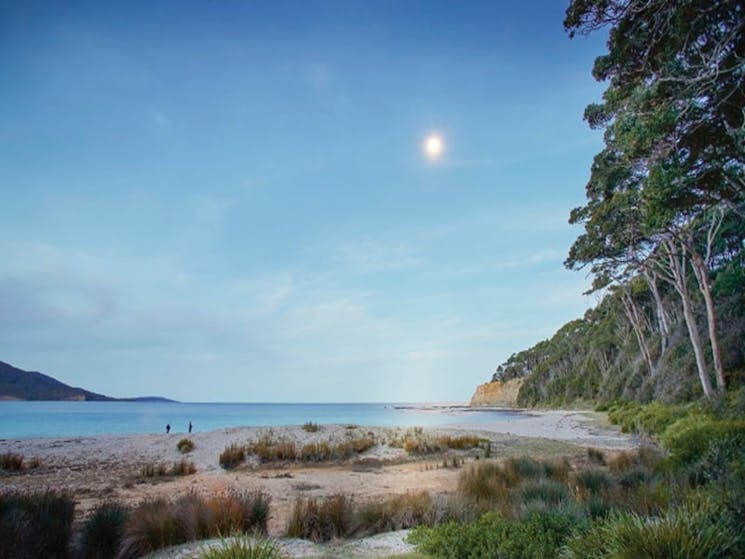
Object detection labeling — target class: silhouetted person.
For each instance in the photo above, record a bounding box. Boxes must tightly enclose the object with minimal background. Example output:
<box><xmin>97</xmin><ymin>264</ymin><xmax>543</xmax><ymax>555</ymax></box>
<box><xmin>166</xmin><ymin>423</ymin><xmax>171</xmax><ymax>434</ymax></box>
<box><xmin>188</xmin><ymin>421</ymin><xmax>193</xmax><ymax>433</ymax></box>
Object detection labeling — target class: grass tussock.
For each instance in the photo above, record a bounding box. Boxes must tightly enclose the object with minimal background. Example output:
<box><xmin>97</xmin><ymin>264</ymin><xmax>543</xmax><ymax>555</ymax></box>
<box><xmin>117</xmin><ymin>491</ymin><xmax>270</xmax><ymax>559</ymax></box>
<box><xmin>198</xmin><ymin>536</ymin><xmax>289</xmax><ymax>559</ymax></box>
<box><xmin>244</xmin><ymin>434</ymin><xmax>376</xmax><ymax>464</ymax></box>
<box><xmin>220</xmin><ymin>444</ymin><xmax>246</xmax><ymax>470</ymax></box>
<box><xmin>140</xmin><ymin>459</ymin><xmax>196</xmax><ymax>478</ymax></box>
<box><xmin>285</xmin><ymin>494</ymin><xmax>354</xmax><ymax>542</ymax></box>
<box><xmin>78</xmin><ymin>501</ymin><xmax>130</xmax><ymax>559</ymax></box>
<box><xmin>0</xmin><ymin>489</ymin><xmax>74</xmax><ymax>559</ymax></box>
<box><xmin>302</xmin><ymin>421</ymin><xmax>320</xmax><ymax>433</ymax></box>
<box><xmin>177</xmin><ymin>438</ymin><xmax>195</xmax><ymax>453</ymax></box>
<box><xmin>0</xmin><ymin>452</ymin><xmax>25</xmax><ymax>470</ymax></box>
<box><xmin>401</xmin><ymin>434</ymin><xmax>484</xmax><ymax>455</ymax></box>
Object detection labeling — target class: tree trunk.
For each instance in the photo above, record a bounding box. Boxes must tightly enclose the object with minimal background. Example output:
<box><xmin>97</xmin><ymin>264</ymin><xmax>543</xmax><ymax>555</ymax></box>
<box><xmin>659</xmin><ymin>238</ymin><xmax>715</xmax><ymax>399</ymax></box>
<box><xmin>643</xmin><ymin>269</ymin><xmax>670</xmax><ymax>358</ymax></box>
<box><xmin>621</xmin><ymin>288</ymin><xmax>655</xmax><ymax>377</ymax></box>
<box><xmin>690</xmin><ymin>251</ymin><xmax>726</xmax><ymax>392</ymax></box>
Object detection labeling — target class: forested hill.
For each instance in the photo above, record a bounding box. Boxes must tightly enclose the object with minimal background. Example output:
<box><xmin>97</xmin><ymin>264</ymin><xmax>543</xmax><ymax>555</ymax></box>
<box><xmin>0</xmin><ymin>361</ymin><xmax>113</xmax><ymax>401</ymax></box>
<box><xmin>487</xmin><ymin>0</ymin><xmax>744</xmax><ymax>408</ymax></box>
<box><xmin>0</xmin><ymin>361</ymin><xmax>175</xmax><ymax>402</ymax></box>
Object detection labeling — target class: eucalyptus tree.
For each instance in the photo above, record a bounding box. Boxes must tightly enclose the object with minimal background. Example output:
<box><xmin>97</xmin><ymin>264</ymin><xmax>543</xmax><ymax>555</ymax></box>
<box><xmin>564</xmin><ymin>0</ymin><xmax>744</xmax><ymax>397</ymax></box>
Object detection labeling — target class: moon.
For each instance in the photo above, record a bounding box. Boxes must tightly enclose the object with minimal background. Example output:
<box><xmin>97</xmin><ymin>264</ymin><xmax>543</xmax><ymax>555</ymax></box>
<box><xmin>424</xmin><ymin>134</ymin><xmax>444</xmax><ymax>160</ymax></box>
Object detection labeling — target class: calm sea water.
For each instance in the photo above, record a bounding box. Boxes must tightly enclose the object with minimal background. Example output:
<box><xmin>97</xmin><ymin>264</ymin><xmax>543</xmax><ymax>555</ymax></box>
<box><xmin>0</xmin><ymin>402</ymin><xmax>525</xmax><ymax>439</ymax></box>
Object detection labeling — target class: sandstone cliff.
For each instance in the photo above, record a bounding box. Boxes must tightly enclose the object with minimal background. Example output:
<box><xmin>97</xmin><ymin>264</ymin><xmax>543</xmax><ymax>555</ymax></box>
<box><xmin>469</xmin><ymin>378</ymin><xmax>524</xmax><ymax>407</ymax></box>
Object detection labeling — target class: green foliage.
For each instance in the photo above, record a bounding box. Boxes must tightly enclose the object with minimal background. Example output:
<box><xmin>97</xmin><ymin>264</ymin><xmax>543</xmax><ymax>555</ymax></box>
<box><xmin>177</xmin><ymin>438</ymin><xmax>195</xmax><ymax>453</ymax></box>
<box><xmin>78</xmin><ymin>502</ymin><xmax>129</xmax><ymax>559</ymax></box>
<box><xmin>410</xmin><ymin>510</ymin><xmax>579</xmax><ymax>559</ymax></box>
<box><xmin>198</xmin><ymin>537</ymin><xmax>288</xmax><ymax>559</ymax></box>
<box><xmin>562</xmin><ymin>500</ymin><xmax>743</xmax><ymax>559</ymax></box>
<box><xmin>661</xmin><ymin>416</ymin><xmax>745</xmax><ymax>467</ymax></box>
<box><xmin>0</xmin><ymin>489</ymin><xmax>74</xmax><ymax>559</ymax></box>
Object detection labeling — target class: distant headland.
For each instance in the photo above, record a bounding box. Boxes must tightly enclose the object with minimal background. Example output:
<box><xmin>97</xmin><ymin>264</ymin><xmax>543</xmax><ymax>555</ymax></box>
<box><xmin>0</xmin><ymin>360</ymin><xmax>175</xmax><ymax>402</ymax></box>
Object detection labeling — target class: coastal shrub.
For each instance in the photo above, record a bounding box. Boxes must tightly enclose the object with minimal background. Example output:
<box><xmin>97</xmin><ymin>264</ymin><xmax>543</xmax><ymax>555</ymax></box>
<box><xmin>0</xmin><ymin>452</ymin><xmax>24</xmax><ymax>470</ymax></box>
<box><xmin>409</xmin><ymin>510</ymin><xmax>579</xmax><ymax>559</ymax></box>
<box><xmin>661</xmin><ymin>417</ymin><xmax>745</xmax><ymax>467</ymax></box>
<box><xmin>302</xmin><ymin>421</ymin><xmax>320</xmax><ymax>433</ymax></box>
<box><xmin>563</xmin><ymin>501</ymin><xmax>742</xmax><ymax>559</ymax></box>
<box><xmin>171</xmin><ymin>458</ymin><xmax>197</xmax><ymax>476</ymax></box>
<box><xmin>285</xmin><ymin>494</ymin><xmax>354</xmax><ymax>542</ymax></box>
<box><xmin>198</xmin><ymin>536</ymin><xmax>288</xmax><ymax>559</ymax></box>
<box><xmin>0</xmin><ymin>489</ymin><xmax>74</xmax><ymax>559</ymax></box>
<box><xmin>78</xmin><ymin>501</ymin><xmax>129</xmax><ymax>559</ymax></box>
<box><xmin>177</xmin><ymin>438</ymin><xmax>195</xmax><ymax>453</ymax></box>
<box><xmin>247</xmin><ymin>436</ymin><xmax>297</xmax><ymax>462</ymax></box>
<box><xmin>220</xmin><ymin>444</ymin><xmax>246</xmax><ymax>470</ymax></box>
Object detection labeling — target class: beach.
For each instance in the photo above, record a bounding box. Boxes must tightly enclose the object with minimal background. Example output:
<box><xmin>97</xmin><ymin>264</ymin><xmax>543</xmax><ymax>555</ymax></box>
<box><xmin>1</xmin><ymin>410</ymin><xmax>636</xmax><ymax>555</ymax></box>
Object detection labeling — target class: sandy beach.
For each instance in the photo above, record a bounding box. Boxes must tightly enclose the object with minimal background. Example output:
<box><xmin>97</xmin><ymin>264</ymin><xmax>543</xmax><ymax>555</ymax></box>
<box><xmin>1</xmin><ymin>409</ymin><xmax>636</xmax><ymax>555</ymax></box>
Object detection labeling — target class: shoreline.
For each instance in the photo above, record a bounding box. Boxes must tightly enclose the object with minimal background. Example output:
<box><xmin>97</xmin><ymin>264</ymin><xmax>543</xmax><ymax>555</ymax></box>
<box><xmin>0</xmin><ymin>412</ymin><xmax>637</xmax><ymax>539</ymax></box>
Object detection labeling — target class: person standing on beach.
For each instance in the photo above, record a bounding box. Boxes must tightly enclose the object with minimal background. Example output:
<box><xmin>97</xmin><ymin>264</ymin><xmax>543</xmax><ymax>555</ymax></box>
<box><xmin>188</xmin><ymin>421</ymin><xmax>193</xmax><ymax>433</ymax></box>
<box><xmin>166</xmin><ymin>423</ymin><xmax>171</xmax><ymax>434</ymax></box>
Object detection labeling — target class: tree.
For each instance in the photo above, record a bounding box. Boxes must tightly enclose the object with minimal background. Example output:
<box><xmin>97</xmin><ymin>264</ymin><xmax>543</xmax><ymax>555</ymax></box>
<box><xmin>564</xmin><ymin>0</ymin><xmax>744</xmax><ymax>397</ymax></box>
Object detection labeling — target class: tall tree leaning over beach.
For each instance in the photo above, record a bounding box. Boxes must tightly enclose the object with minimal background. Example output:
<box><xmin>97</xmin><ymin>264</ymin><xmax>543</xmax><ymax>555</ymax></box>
<box><xmin>563</xmin><ymin>0</ymin><xmax>745</xmax><ymax>398</ymax></box>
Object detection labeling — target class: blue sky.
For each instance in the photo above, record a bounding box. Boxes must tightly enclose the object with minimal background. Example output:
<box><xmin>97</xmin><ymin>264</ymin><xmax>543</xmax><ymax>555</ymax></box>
<box><xmin>0</xmin><ymin>1</ymin><xmax>607</xmax><ymax>402</ymax></box>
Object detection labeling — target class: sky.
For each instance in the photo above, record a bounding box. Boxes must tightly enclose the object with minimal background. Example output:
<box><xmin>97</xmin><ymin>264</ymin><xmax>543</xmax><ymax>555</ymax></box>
<box><xmin>0</xmin><ymin>1</ymin><xmax>608</xmax><ymax>402</ymax></box>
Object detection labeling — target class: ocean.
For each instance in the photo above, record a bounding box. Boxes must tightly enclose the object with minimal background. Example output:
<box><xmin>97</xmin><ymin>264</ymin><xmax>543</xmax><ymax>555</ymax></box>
<box><xmin>0</xmin><ymin>401</ymin><xmax>525</xmax><ymax>439</ymax></box>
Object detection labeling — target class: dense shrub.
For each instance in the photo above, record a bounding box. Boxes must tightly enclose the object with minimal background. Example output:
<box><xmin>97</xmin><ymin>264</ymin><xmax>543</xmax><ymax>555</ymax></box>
<box><xmin>78</xmin><ymin>502</ymin><xmax>129</xmax><ymax>559</ymax></box>
<box><xmin>563</xmin><ymin>500</ymin><xmax>742</xmax><ymax>559</ymax></box>
<box><xmin>410</xmin><ymin>510</ymin><xmax>579</xmax><ymax>559</ymax></box>
<box><xmin>661</xmin><ymin>417</ymin><xmax>745</xmax><ymax>467</ymax></box>
<box><xmin>0</xmin><ymin>490</ymin><xmax>74</xmax><ymax>559</ymax></box>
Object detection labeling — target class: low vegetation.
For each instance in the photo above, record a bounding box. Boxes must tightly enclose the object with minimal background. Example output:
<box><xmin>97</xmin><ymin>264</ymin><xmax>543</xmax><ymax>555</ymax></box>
<box><xmin>302</xmin><ymin>421</ymin><xmax>320</xmax><ymax>433</ymax></box>
<box><xmin>219</xmin><ymin>432</ymin><xmax>377</xmax><ymax>469</ymax></box>
<box><xmin>0</xmin><ymin>452</ymin><xmax>25</xmax><ymax>470</ymax></box>
<box><xmin>177</xmin><ymin>438</ymin><xmax>195</xmax><ymax>453</ymax></box>
<box><xmin>409</xmin><ymin>399</ymin><xmax>745</xmax><ymax>558</ymax></box>
<box><xmin>198</xmin><ymin>536</ymin><xmax>289</xmax><ymax>559</ymax></box>
<box><xmin>140</xmin><ymin>459</ymin><xmax>196</xmax><ymax>478</ymax></box>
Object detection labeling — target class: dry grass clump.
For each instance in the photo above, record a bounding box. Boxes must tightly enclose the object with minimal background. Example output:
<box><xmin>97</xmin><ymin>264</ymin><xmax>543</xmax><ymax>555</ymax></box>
<box><xmin>401</xmin><ymin>434</ymin><xmax>484</xmax><ymax>455</ymax></box>
<box><xmin>177</xmin><ymin>438</ymin><xmax>195</xmax><ymax>453</ymax></box>
<box><xmin>286</xmin><ymin>491</ymin><xmax>448</xmax><ymax>542</ymax></box>
<box><xmin>286</xmin><ymin>494</ymin><xmax>354</xmax><ymax>542</ymax></box>
<box><xmin>0</xmin><ymin>452</ymin><xmax>25</xmax><ymax>470</ymax></box>
<box><xmin>117</xmin><ymin>491</ymin><xmax>270</xmax><ymax>558</ymax></box>
<box><xmin>141</xmin><ymin>459</ymin><xmax>196</xmax><ymax>478</ymax></box>
<box><xmin>302</xmin><ymin>421</ymin><xmax>320</xmax><ymax>433</ymax></box>
<box><xmin>172</xmin><ymin>458</ymin><xmax>197</xmax><ymax>476</ymax></box>
<box><xmin>247</xmin><ymin>435</ymin><xmax>298</xmax><ymax>462</ymax></box>
<box><xmin>220</xmin><ymin>443</ymin><xmax>247</xmax><ymax>470</ymax></box>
